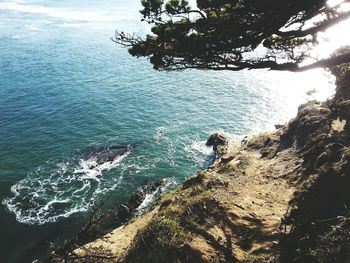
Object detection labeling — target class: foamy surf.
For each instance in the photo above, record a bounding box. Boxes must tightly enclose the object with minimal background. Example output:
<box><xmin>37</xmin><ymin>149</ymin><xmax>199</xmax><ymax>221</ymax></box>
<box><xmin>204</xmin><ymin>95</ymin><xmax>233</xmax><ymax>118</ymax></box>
<box><xmin>2</xmin><ymin>146</ymin><xmax>131</xmax><ymax>225</ymax></box>
<box><xmin>185</xmin><ymin>139</ymin><xmax>215</xmax><ymax>167</ymax></box>
<box><xmin>136</xmin><ymin>177</ymin><xmax>177</xmax><ymax>214</ymax></box>
<box><xmin>74</xmin><ymin>151</ymin><xmax>129</xmax><ymax>180</ymax></box>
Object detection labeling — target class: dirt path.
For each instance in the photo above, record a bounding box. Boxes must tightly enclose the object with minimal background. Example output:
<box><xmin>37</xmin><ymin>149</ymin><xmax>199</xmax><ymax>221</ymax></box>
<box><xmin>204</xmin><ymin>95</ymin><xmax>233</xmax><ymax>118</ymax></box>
<box><xmin>196</xmin><ymin>143</ymin><xmax>302</xmax><ymax>261</ymax></box>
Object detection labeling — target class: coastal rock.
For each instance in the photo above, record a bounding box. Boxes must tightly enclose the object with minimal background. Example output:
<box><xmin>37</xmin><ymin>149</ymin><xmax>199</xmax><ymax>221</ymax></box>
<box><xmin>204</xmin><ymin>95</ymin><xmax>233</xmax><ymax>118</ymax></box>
<box><xmin>281</xmin><ymin>101</ymin><xmax>332</xmax><ymax>150</ymax></box>
<box><xmin>243</xmin><ymin>131</ymin><xmax>282</xmax><ymax>159</ymax></box>
<box><xmin>206</xmin><ymin>132</ymin><xmax>229</xmax><ymax>159</ymax></box>
<box><xmin>115</xmin><ymin>179</ymin><xmax>166</xmax><ymax>221</ymax></box>
<box><xmin>84</xmin><ymin>145</ymin><xmax>131</xmax><ymax>169</ymax></box>
<box><xmin>95</xmin><ymin>146</ymin><xmax>129</xmax><ymax>165</ymax></box>
<box><xmin>275</xmin><ymin>124</ymin><xmax>285</xmax><ymax>129</ymax></box>
<box><xmin>206</xmin><ymin>133</ymin><xmax>228</xmax><ymax>147</ymax></box>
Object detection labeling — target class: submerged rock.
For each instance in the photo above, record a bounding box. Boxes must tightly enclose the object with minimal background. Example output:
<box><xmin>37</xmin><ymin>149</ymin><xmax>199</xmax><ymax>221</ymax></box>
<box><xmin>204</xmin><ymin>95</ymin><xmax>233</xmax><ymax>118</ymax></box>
<box><xmin>84</xmin><ymin>145</ymin><xmax>131</xmax><ymax>169</ymax></box>
<box><xmin>95</xmin><ymin>146</ymin><xmax>129</xmax><ymax>165</ymax></box>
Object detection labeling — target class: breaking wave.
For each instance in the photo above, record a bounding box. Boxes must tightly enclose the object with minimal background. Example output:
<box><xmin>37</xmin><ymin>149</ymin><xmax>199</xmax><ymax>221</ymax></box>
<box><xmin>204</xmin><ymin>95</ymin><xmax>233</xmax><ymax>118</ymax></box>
<box><xmin>2</xmin><ymin>146</ymin><xmax>130</xmax><ymax>225</ymax></box>
<box><xmin>136</xmin><ymin>177</ymin><xmax>177</xmax><ymax>214</ymax></box>
<box><xmin>185</xmin><ymin>139</ymin><xmax>215</xmax><ymax>168</ymax></box>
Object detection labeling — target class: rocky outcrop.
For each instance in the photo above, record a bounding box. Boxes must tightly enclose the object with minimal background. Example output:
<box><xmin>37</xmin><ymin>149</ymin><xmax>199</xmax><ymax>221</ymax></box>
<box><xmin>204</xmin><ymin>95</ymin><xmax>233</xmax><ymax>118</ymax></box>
<box><xmin>281</xmin><ymin>101</ymin><xmax>332</xmax><ymax>149</ymax></box>
<box><xmin>206</xmin><ymin>133</ymin><xmax>228</xmax><ymax>148</ymax></box>
<box><xmin>277</xmin><ymin>65</ymin><xmax>350</xmax><ymax>263</ymax></box>
<box><xmin>206</xmin><ymin>132</ymin><xmax>229</xmax><ymax>159</ymax></box>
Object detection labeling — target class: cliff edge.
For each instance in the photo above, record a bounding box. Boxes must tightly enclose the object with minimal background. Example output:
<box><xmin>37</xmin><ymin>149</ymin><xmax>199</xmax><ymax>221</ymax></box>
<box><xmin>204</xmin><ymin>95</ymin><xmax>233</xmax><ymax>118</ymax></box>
<box><xmin>51</xmin><ymin>63</ymin><xmax>350</xmax><ymax>263</ymax></box>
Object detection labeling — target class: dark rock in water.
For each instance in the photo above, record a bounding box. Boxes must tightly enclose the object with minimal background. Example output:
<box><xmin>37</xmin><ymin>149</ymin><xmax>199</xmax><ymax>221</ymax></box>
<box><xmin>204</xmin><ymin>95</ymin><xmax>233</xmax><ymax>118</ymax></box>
<box><xmin>206</xmin><ymin>133</ymin><xmax>229</xmax><ymax>159</ymax></box>
<box><xmin>95</xmin><ymin>147</ymin><xmax>129</xmax><ymax>165</ymax></box>
<box><xmin>116</xmin><ymin>204</ymin><xmax>131</xmax><ymax>220</ymax></box>
<box><xmin>145</xmin><ymin>180</ymin><xmax>163</xmax><ymax>192</ymax></box>
<box><xmin>206</xmin><ymin>133</ymin><xmax>228</xmax><ymax>147</ymax></box>
<box><xmin>128</xmin><ymin>192</ymin><xmax>145</xmax><ymax>210</ymax></box>
<box><xmin>85</xmin><ymin>145</ymin><xmax>131</xmax><ymax>168</ymax></box>
<box><xmin>114</xmin><ymin>179</ymin><xmax>167</xmax><ymax>222</ymax></box>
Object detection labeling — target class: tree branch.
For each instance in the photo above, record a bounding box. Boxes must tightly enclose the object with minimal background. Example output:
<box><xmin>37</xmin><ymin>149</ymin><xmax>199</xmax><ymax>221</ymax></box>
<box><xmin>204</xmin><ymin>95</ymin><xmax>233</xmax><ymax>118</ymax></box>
<box><xmin>173</xmin><ymin>53</ymin><xmax>350</xmax><ymax>72</ymax></box>
<box><xmin>277</xmin><ymin>10</ymin><xmax>350</xmax><ymax>38</ymax></box>
<box><xmin>297</xmin><ymin>52</ymin><xmax>350</xmax><ymax>71</ymax></box>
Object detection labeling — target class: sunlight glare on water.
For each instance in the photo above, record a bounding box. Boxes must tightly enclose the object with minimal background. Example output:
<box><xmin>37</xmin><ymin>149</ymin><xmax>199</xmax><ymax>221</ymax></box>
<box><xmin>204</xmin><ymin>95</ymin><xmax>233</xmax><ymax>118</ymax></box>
<box><xmin>0</xmin><ymin>0</ymin><xmax>344</xmax><ymax>261</ymax></box>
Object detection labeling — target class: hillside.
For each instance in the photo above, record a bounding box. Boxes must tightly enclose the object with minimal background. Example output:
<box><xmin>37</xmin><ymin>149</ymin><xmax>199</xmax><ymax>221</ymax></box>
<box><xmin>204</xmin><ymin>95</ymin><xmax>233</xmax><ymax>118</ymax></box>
<box><xmin>50</xmin><ymin>65</ymin><xmax>349</xmax><ymax>263</ymax></box>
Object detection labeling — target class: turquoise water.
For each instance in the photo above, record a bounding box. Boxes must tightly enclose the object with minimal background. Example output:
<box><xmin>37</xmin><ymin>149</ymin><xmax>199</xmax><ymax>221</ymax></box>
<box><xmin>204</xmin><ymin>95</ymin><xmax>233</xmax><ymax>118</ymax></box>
<box><xmin>0</xmin><ymin>0</ymin><xmax>335</xmax><ymax>262</ymax></box>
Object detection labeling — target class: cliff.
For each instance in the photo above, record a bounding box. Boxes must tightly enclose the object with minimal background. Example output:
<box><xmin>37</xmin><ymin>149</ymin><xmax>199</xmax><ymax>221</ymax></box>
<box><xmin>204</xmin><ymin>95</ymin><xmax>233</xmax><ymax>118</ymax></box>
<box><xmin>50</xmin><ymin>64</ymin><xmax>350</xmax><ymax>263</ymax></box>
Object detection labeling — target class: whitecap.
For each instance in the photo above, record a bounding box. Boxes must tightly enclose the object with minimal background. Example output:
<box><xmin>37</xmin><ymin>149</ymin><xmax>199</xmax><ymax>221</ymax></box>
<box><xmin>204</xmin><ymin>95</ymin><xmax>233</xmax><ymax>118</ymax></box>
<box><xmin>154</xmin><ymin>127</ymin><xmax>165</xmax><ymax>143</ymax></box>
<box><xmin>2</xmin><ymin>147</ymin><xmax>131</xmax><ymax>225</ymax></box>
<box><xmin>190</xmin><ymin>140</ymin><xmax>213</xmax><ymax>156</ymax></box>
<box><xmin>185</xmin><ymin>139</ymin><xmax>215</xmax><ymax>167</ymax></box>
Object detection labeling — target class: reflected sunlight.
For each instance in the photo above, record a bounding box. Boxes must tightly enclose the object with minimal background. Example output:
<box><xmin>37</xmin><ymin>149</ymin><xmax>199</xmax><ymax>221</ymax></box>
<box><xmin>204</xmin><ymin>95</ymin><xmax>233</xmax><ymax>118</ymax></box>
<box><xmin>313</xmin><ymin>0</ymin><xmax>350</xmax><ymax>58</ymax></box>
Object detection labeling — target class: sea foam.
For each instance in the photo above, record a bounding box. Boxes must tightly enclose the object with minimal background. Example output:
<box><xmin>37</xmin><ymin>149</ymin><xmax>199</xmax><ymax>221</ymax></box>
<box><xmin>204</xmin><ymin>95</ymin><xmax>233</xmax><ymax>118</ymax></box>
<box><xmin>2</xmin><ymin>149</ymin><xmax>130</xmax><ymax>225</ymax></box>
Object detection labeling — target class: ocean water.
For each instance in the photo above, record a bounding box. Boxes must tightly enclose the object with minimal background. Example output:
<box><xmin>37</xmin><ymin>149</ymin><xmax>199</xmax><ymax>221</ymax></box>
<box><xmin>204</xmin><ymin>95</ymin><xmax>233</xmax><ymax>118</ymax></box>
<box><xmin>0</xmin><ymin>0</ymin><xmax>335</xmax><ymax>262</ymax></box>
